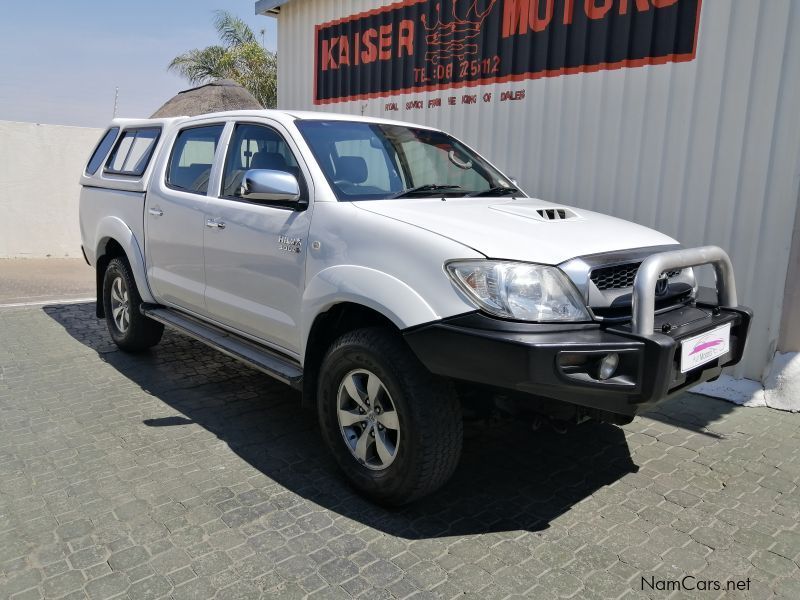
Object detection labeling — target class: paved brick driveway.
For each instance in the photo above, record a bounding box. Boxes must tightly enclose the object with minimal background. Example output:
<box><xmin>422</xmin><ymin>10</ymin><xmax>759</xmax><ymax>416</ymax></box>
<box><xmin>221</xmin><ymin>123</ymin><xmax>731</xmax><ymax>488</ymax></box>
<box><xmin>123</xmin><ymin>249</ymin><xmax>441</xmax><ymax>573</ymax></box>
<box><xmin>1</xmin><ymin>302</ymin><xmax>799</xmax><ymax>599</ymax></box>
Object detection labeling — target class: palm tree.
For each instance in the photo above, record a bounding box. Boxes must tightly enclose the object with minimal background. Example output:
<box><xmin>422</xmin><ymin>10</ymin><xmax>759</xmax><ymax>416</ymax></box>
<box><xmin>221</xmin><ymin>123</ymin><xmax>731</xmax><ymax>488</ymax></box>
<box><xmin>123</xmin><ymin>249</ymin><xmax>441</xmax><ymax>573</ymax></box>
<box><xmin>168</xmin><ymin>11</ymin><xmax>277</xmax><ymax>108</ymax></box>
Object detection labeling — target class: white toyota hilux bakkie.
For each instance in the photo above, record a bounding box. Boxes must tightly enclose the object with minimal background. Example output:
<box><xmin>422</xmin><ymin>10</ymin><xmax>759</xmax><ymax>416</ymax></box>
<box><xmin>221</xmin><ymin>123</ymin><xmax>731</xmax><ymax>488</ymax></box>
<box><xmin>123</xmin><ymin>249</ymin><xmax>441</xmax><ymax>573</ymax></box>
<box><xmin>80</xmin><ymin>110</ymin><xmax>751</xmax><ymax>504</ymax></box>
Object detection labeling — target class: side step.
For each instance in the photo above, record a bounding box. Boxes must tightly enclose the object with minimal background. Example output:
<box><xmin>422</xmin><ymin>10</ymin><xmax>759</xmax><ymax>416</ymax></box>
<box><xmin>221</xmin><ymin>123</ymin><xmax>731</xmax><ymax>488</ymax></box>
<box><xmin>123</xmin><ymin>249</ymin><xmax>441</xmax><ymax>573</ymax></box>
<box><xmin>142</xmin><ymin>305</ymin><xmax>303</xmax><ymax>389</ymax></box>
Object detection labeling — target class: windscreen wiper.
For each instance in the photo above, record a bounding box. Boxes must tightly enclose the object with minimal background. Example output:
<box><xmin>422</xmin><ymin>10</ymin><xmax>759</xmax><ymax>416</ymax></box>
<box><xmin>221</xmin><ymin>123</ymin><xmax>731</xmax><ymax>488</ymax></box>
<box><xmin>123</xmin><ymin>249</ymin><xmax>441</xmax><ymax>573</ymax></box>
<box><xmin>467</xmin><ymin>186</ymin><xmax>520</xmax><ymax>197</ymax></box>
<box><xmin>391</xmin><ymin>184</ymin><xmax>463</xmax><ymax>199</ymax></box>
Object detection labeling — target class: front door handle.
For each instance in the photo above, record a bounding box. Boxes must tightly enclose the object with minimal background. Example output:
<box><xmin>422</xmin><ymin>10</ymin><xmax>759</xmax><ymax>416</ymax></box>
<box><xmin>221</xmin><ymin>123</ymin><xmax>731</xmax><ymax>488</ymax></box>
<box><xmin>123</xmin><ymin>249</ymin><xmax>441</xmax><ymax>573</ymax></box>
<box><xmin>148</xmin><ymin>207</ymin><xmax>164</xmax><ymax>217</ymax></box>
<box><xmin>206</xmin><ymin>219</ymin><xmax>226</xmax><ymax>230</ymax></box>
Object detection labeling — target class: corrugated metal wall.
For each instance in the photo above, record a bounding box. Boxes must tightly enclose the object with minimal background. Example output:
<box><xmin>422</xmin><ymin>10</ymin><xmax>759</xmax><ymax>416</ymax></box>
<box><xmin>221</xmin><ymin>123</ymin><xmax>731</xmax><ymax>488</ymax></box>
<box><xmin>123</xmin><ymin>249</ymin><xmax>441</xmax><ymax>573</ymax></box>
<box><xmin>276</xmin><ymin>0</ymin><xmax>800</xmax><ymax>380</ymax></box>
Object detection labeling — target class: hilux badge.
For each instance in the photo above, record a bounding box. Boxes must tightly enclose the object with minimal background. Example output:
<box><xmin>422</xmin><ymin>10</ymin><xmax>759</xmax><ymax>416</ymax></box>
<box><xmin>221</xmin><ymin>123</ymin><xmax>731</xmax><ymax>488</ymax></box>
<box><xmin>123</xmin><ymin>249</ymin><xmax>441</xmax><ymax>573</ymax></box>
<box><xmin>279</xmin><ymin>236</ymin><xmax>302</xmax><ymax>254</ymax></box>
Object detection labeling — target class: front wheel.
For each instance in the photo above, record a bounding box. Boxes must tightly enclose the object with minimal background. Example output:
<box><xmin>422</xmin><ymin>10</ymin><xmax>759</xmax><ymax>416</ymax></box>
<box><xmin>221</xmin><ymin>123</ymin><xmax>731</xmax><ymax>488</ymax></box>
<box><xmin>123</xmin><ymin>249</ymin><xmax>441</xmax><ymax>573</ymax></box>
<box><xmin>317</xmin><ymin>327</ymin><xmax>463</xmax><ymax>505</ymax></box>
<box><xmin>102</xmin><ymin>257</ymin><xmax>163</xmax><ymax>352</ymax></box>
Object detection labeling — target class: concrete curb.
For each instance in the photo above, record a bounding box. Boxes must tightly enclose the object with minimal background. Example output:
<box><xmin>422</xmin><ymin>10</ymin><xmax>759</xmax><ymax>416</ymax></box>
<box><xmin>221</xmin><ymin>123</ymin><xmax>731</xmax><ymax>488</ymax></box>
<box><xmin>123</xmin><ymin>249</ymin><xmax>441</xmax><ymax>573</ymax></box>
<box><xmin>762</xmin><ymin>352</ymin><xmax>800</xmax><ymax>412</ymax></box>
<box><xmin>692</xmin><ymin>351</ymin><xmax>800</xmax><ymax>412</ymax></box>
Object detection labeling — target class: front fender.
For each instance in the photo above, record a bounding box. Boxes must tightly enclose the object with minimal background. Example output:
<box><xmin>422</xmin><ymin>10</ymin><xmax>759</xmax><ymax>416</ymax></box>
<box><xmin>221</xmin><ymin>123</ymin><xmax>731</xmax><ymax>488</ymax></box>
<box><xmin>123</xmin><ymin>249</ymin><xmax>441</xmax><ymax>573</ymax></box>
<box><xmin>95</xmin><ymin>216</ymin><xmax>155</xmax><ymax>304</ymax></box>
<box><xmin>301</xmin><ymin>265</ymin><xmax>439</xmax><ymax>356</ymax></box>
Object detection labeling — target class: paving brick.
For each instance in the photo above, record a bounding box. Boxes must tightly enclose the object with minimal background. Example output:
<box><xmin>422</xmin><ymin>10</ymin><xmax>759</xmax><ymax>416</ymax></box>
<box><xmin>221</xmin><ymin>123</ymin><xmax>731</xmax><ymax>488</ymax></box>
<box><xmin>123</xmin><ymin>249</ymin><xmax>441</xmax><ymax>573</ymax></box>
<box><xmin>67</xmin><ymin>546</ymin><xmax>108</xmax><ymax>570</ymax></box>
<box><xmin>750</xmin><ymin>550</ymin><xmax>798</xmax><ymax>579</ymax></box>
<box><xmin>126</xmin><ymin>564</ymin><xmax>155</xmax><ymax>584</ymax></box>
<box><xmin>0</xmin><ymin>569</ymin><xmax>43</xmax><ymax>598</ymax></box>
<box><xmin>660</xmin><ymin>547</ymin><xmax>707</xmax><ymax>573</ymax></box>
<box><xmin>771</xmin><ymin>530</ymin><xmax>800</xmax><ymax>562</ymax></box>
<box><xmin>112</xmin><ymin>500</ymin><xmax>149</xmax><ymax>522</ymax></box>
<box><xmin>107</xmin><ymin>546</ymin><xmax>149</xmax><ymax>572</ymax></box>
<box><xmin>171</xmin><ymin>577</ymin><xmax>218</xmax><ymax>600</ymax></box>
<box><xmin>41</xmin><ymin>570</ymin><xmax>85</xmax><ymax>599</ymax></box>
<box><xmin>318</xmin><ymin>558</ymin><xmax>359</xmax><ymax>585</ymax></box>
<box><xmin>126</xmin><ymin>575</ymin><xmax>172</xmax><ymax>600</ymax></box>
<box><xmin>83</xmin><ymin>572</ymin><xmax>128</xmax><ymax>600</ymax></box>
<box><xmin>10</xmin><ymin>588</ymin><xmax>44</xmax><ymax>600</ymax></box>
<box><xmin>216</xmin><ymin>580</ymin><xmax>262</xmax><ymax>600</ymax></box>
<box><xmin>733</xmin><ymin>527</ymin><xmax>776</xmax><ymax>551</ymax></box>
<box><xmin>275</xmin><ymin>555</ymin><xmax>318</xmax><ymax>581</ymax></box>
<box><xmin>55</xmin><ymin>520</ymin><xmax>92</xmax><ymax>542</ymax></box>
<box><xmin>166</xmin><ymin>567</ymin><xmax>196</xmax><ymax>587</ymax></box>
<box><xmin>537</xmin><ymin>568</ymin><xmax>583</xmax><ymax>597</ymax></box>
<box><xmin>83</xmin><ymin>564</ymin><xmax>112</xmax><ymax>582</ymax></box>
<box><xmin>773</xmin><ymin>576</ymin><xmax>800</xmax><ymax>600</ymax></box>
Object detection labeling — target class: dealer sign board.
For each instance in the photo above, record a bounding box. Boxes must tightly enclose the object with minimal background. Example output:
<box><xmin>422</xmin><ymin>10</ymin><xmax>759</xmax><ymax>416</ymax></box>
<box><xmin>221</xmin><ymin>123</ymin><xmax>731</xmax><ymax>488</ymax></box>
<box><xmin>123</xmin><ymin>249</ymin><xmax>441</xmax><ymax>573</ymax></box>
<box><xmin>314</xmin><ymin>0</ymin><xmax>702</xmax><ymax>104</ymax></box>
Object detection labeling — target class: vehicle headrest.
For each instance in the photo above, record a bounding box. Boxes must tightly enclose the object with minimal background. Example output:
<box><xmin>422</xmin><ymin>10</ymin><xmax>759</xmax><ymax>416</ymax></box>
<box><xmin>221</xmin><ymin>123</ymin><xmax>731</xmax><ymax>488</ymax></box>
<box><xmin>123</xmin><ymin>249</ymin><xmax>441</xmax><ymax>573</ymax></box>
<box><xmin>334</xmin><ymin>156</ymin><xmax>367</xmax><ymax>184</ymax></box>
<box><xmin>251</xmin><ymin>151</ymin><xmax>288</xmax><ymax>172</ymax></box>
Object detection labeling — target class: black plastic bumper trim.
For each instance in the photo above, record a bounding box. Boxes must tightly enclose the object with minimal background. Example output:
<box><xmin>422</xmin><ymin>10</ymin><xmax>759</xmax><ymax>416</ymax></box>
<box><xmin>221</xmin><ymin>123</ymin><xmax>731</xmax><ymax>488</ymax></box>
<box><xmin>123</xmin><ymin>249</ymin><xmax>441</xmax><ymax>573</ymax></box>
<box><xmin>403</xmin><ymin>304</ymin><xmax>752</xmax><ymax>417</ymax></box>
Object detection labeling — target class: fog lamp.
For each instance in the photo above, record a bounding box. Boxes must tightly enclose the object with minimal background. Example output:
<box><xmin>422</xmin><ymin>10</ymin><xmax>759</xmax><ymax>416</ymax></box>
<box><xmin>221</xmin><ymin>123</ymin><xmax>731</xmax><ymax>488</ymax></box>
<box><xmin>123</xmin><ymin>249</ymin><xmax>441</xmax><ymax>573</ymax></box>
<box><xmin>598</xmin><ymin>353</ymin><xmax>620</xmax><ymax>380</ymax></box>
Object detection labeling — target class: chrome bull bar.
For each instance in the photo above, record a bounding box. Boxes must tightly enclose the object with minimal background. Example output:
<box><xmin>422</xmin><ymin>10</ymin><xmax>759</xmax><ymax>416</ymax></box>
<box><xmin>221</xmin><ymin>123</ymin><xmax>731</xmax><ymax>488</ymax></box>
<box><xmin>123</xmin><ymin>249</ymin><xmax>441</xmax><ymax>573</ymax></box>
<box><xmin>632</xmin><ymin>246</ymin><xmax>738</xmax><ymax>336</ymax></box>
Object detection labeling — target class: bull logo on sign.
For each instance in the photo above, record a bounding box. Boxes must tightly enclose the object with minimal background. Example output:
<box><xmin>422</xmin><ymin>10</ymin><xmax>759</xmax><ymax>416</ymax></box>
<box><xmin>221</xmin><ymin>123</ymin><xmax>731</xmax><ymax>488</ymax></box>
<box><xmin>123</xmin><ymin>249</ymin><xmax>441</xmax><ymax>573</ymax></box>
<box><xmin>421</xmin><ymin>0</ymin><xmax>498</xmax><ymax>64</ymax></box>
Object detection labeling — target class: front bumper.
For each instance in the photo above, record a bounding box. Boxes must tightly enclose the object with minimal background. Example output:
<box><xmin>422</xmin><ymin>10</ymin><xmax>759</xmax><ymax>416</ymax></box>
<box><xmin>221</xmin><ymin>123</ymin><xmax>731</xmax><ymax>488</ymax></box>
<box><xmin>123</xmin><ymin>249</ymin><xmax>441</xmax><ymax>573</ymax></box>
<box><xmin>404</xmin><ymin>304</ymin><xmax>752</xmax><ymax>417</ymax></box>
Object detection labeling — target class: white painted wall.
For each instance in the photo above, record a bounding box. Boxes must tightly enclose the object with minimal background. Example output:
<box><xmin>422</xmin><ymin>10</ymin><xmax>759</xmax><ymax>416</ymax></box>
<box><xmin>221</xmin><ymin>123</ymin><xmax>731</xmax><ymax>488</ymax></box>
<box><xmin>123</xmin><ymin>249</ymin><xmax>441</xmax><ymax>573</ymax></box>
<box><xmin>0</xmin><ymin>121</ymin><xmax>103</xmax><ymax>258</ymax></box>
<box><xmin>273</xmin><ymin>0</ymin><xmax>800</xmax><ymax>381</ymax></box>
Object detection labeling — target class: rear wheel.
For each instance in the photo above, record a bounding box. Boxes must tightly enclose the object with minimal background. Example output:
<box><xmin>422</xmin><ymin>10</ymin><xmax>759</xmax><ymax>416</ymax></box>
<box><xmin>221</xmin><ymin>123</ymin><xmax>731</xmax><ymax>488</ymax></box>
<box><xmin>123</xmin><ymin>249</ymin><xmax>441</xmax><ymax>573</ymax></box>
<box><xmin>318</xmin><ymin>327</ymin><xmax>462</xmax><ymax>505</ymax></box>
<box><xmin>102</xmin><ymin>257</ymin><xmax>163</xmax><ymax>352</ymax></box>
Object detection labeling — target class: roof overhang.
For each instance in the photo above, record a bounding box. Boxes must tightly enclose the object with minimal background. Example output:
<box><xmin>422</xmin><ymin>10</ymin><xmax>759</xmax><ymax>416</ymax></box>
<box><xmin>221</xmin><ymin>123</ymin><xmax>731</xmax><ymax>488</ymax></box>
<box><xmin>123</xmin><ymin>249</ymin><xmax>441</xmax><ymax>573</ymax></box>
<box><xmin>255</xmin><ymin>0</ymin><xmax>291</xmax><ymax>16</ymax></box>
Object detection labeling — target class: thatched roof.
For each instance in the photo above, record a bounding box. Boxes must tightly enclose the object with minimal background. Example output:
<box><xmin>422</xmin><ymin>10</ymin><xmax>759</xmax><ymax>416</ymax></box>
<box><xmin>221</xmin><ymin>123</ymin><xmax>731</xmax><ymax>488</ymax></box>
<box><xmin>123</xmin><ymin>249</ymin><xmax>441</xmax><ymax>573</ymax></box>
<box><xmin>150</xmin><ymin>79</ymin><xmax>262</xmax><ymax>118</ymax></box>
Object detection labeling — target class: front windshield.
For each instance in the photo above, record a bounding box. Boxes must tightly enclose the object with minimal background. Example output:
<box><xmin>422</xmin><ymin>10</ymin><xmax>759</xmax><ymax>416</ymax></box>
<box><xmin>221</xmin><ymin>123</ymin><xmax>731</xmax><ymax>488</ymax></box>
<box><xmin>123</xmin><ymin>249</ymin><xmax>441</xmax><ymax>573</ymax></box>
<box><xmin>295</xmin><ymin>120</ymin><xmax>517</xmax><ymax>200</ymax></box>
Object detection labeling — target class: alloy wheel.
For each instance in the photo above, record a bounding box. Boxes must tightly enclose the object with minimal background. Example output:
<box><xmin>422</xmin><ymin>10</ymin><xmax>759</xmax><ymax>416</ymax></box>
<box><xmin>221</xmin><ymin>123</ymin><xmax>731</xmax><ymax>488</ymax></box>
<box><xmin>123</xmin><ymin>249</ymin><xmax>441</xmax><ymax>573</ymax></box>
<box><xmin>336</xmin><ymin>369</ymin><xmax>400</xmax><ymax>470</ymax></box>
<box><xmin>109</xmin><ymin>275</ymin><xmax>130</xmax><ymax>334</ymax></box>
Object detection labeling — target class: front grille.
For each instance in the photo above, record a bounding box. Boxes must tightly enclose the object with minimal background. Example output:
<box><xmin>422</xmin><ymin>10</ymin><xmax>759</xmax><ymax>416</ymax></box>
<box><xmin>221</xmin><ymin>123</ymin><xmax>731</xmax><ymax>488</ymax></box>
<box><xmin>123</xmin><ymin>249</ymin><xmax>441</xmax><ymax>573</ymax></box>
<box><xmin>590</xmin><ymin>263</ymin><xmax>682</xmax><ymax>290</ymax></box>
<box><xmin>590</xmin><ymin>288</ymin><xmax>693</xmax><ymax>320</ymax></box>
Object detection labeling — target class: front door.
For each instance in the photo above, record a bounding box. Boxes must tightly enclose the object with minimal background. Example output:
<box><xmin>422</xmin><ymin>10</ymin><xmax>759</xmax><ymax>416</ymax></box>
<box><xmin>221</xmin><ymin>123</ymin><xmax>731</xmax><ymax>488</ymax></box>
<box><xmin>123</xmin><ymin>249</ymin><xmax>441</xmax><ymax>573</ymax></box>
<box><xmin>146</xmin><ymin>123</ymin><xmax>226</xmax><ymax>315</ymax></box>
<box><xmin>203</xmin><ymin>121</ymin><xmax>313</xmax><ymax>357</ymax></box>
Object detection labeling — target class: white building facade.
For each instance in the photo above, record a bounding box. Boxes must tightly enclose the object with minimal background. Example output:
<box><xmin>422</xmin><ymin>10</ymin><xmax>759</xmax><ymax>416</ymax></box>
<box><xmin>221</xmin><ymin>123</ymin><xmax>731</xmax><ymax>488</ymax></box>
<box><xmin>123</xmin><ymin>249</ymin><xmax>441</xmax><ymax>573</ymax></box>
<box><xmin>257</xmin><ymin>0</ymin><xmax>800</xmax><ymax>386</ymax></box>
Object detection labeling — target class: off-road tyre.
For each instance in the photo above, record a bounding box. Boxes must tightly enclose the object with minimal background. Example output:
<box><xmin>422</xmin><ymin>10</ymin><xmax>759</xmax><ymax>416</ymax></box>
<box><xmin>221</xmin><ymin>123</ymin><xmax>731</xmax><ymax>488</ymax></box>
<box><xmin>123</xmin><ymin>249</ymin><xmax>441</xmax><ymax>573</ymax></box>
<box><xmin>102</xmin><ymin>257</ymin><xmax>163</xmax><ymax>352</ymax></box>
<box><xmin>317</xmin><ymin>327</ymin><xmax>462</xmax><ymax>505</ymax></box>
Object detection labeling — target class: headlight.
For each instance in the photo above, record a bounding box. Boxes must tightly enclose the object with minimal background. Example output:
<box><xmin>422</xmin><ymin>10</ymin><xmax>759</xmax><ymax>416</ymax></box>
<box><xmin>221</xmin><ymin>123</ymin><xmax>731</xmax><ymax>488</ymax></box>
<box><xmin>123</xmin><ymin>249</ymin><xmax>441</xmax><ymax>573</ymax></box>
<box><xmin>446</xmin><ymin>260</ymin><xmax>591</xmax><ymax>322</ymax></box>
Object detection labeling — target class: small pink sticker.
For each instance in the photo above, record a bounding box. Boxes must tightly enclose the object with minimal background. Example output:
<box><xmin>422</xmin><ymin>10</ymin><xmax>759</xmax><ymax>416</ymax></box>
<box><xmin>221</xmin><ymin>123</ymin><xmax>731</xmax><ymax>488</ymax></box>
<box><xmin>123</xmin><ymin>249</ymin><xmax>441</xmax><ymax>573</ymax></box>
<box><xmin>689</xmin><ymin>339</ymin><xmax>724</xmax><ymax>356</ymax></box>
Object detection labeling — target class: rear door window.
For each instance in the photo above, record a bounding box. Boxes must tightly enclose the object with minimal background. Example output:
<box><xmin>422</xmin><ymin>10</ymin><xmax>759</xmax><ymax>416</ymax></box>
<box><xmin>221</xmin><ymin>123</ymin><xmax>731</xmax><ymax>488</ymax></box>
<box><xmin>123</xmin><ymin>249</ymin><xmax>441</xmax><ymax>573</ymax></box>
<box><xmin>166</xmin><ymin>124</ymin><xmax>225</xmax><ymax>195</ymax></box>
<box><xmin>85</xmin><ymin>127</ymin><xmax>119</xmax><ymax>175</ymax></box>
<box><xmin>105</xmin><ymin>127</ymin><xmax>161</xmax><ymax>176</ymax></box>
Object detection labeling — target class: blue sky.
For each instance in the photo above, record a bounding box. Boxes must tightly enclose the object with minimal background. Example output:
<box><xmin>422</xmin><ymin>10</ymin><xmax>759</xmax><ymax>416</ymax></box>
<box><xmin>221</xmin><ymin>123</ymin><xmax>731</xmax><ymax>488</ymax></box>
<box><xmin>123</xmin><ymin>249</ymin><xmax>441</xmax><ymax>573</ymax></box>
<box><xmin>0</xmin><ymin>1</ymin><xmax>277</xmax><ymax>128</ymax></box>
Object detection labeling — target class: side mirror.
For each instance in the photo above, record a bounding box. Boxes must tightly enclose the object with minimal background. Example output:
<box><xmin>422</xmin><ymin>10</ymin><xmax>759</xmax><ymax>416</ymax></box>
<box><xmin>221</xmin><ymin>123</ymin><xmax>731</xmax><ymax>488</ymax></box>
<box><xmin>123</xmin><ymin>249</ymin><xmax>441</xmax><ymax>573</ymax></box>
<box><xmin>241</xmin><ymin>169</ymin><xmax>301</xmax><ymax>203</ymax></box>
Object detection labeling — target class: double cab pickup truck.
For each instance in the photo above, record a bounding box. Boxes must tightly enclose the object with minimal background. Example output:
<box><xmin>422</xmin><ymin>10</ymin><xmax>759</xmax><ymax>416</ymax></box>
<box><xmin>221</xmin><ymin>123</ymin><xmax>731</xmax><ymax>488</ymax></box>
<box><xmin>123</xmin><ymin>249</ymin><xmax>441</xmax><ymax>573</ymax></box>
<box><xmin>79</xmin><ymin>110</ymin><xmax>751</xmax><ymax>504</ymax></box>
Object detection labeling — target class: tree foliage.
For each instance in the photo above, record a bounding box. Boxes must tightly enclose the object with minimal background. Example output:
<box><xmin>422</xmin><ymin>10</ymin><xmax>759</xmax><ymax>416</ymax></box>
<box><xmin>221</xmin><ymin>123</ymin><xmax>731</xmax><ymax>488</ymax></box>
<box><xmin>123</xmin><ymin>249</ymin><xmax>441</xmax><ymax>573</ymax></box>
<box><xmin>168</xmin><ymin>11</ymin><xmax>277</xmax><ymax>108</ymax></box>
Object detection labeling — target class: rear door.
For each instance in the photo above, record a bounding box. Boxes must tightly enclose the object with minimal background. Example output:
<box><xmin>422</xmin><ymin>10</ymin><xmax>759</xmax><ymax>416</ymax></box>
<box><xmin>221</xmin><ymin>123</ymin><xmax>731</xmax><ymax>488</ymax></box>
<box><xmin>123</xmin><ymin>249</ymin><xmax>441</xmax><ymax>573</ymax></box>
<box><xmin>145</xmin><ymin>122</ymin><xmax>226</xmax><ymax>315</ymax></box>
<box><xmin>202</xmin><ymin>120</ymin><xmax>314</xmax><ymax>357</ymax></box>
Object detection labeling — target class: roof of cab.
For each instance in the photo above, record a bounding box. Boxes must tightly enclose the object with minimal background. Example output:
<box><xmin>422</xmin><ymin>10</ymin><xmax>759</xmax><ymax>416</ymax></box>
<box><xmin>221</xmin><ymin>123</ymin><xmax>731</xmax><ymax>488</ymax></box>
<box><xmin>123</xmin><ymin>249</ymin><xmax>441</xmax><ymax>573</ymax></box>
<box><xmin>154</xmin><ymin>109</ymin><xmax>439</xmax><ymax>131</ymax></box>
<box><xmin>105</xmin><ymin>110</ymin><xmax>439</xmax><ymax>133</ymax></box>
